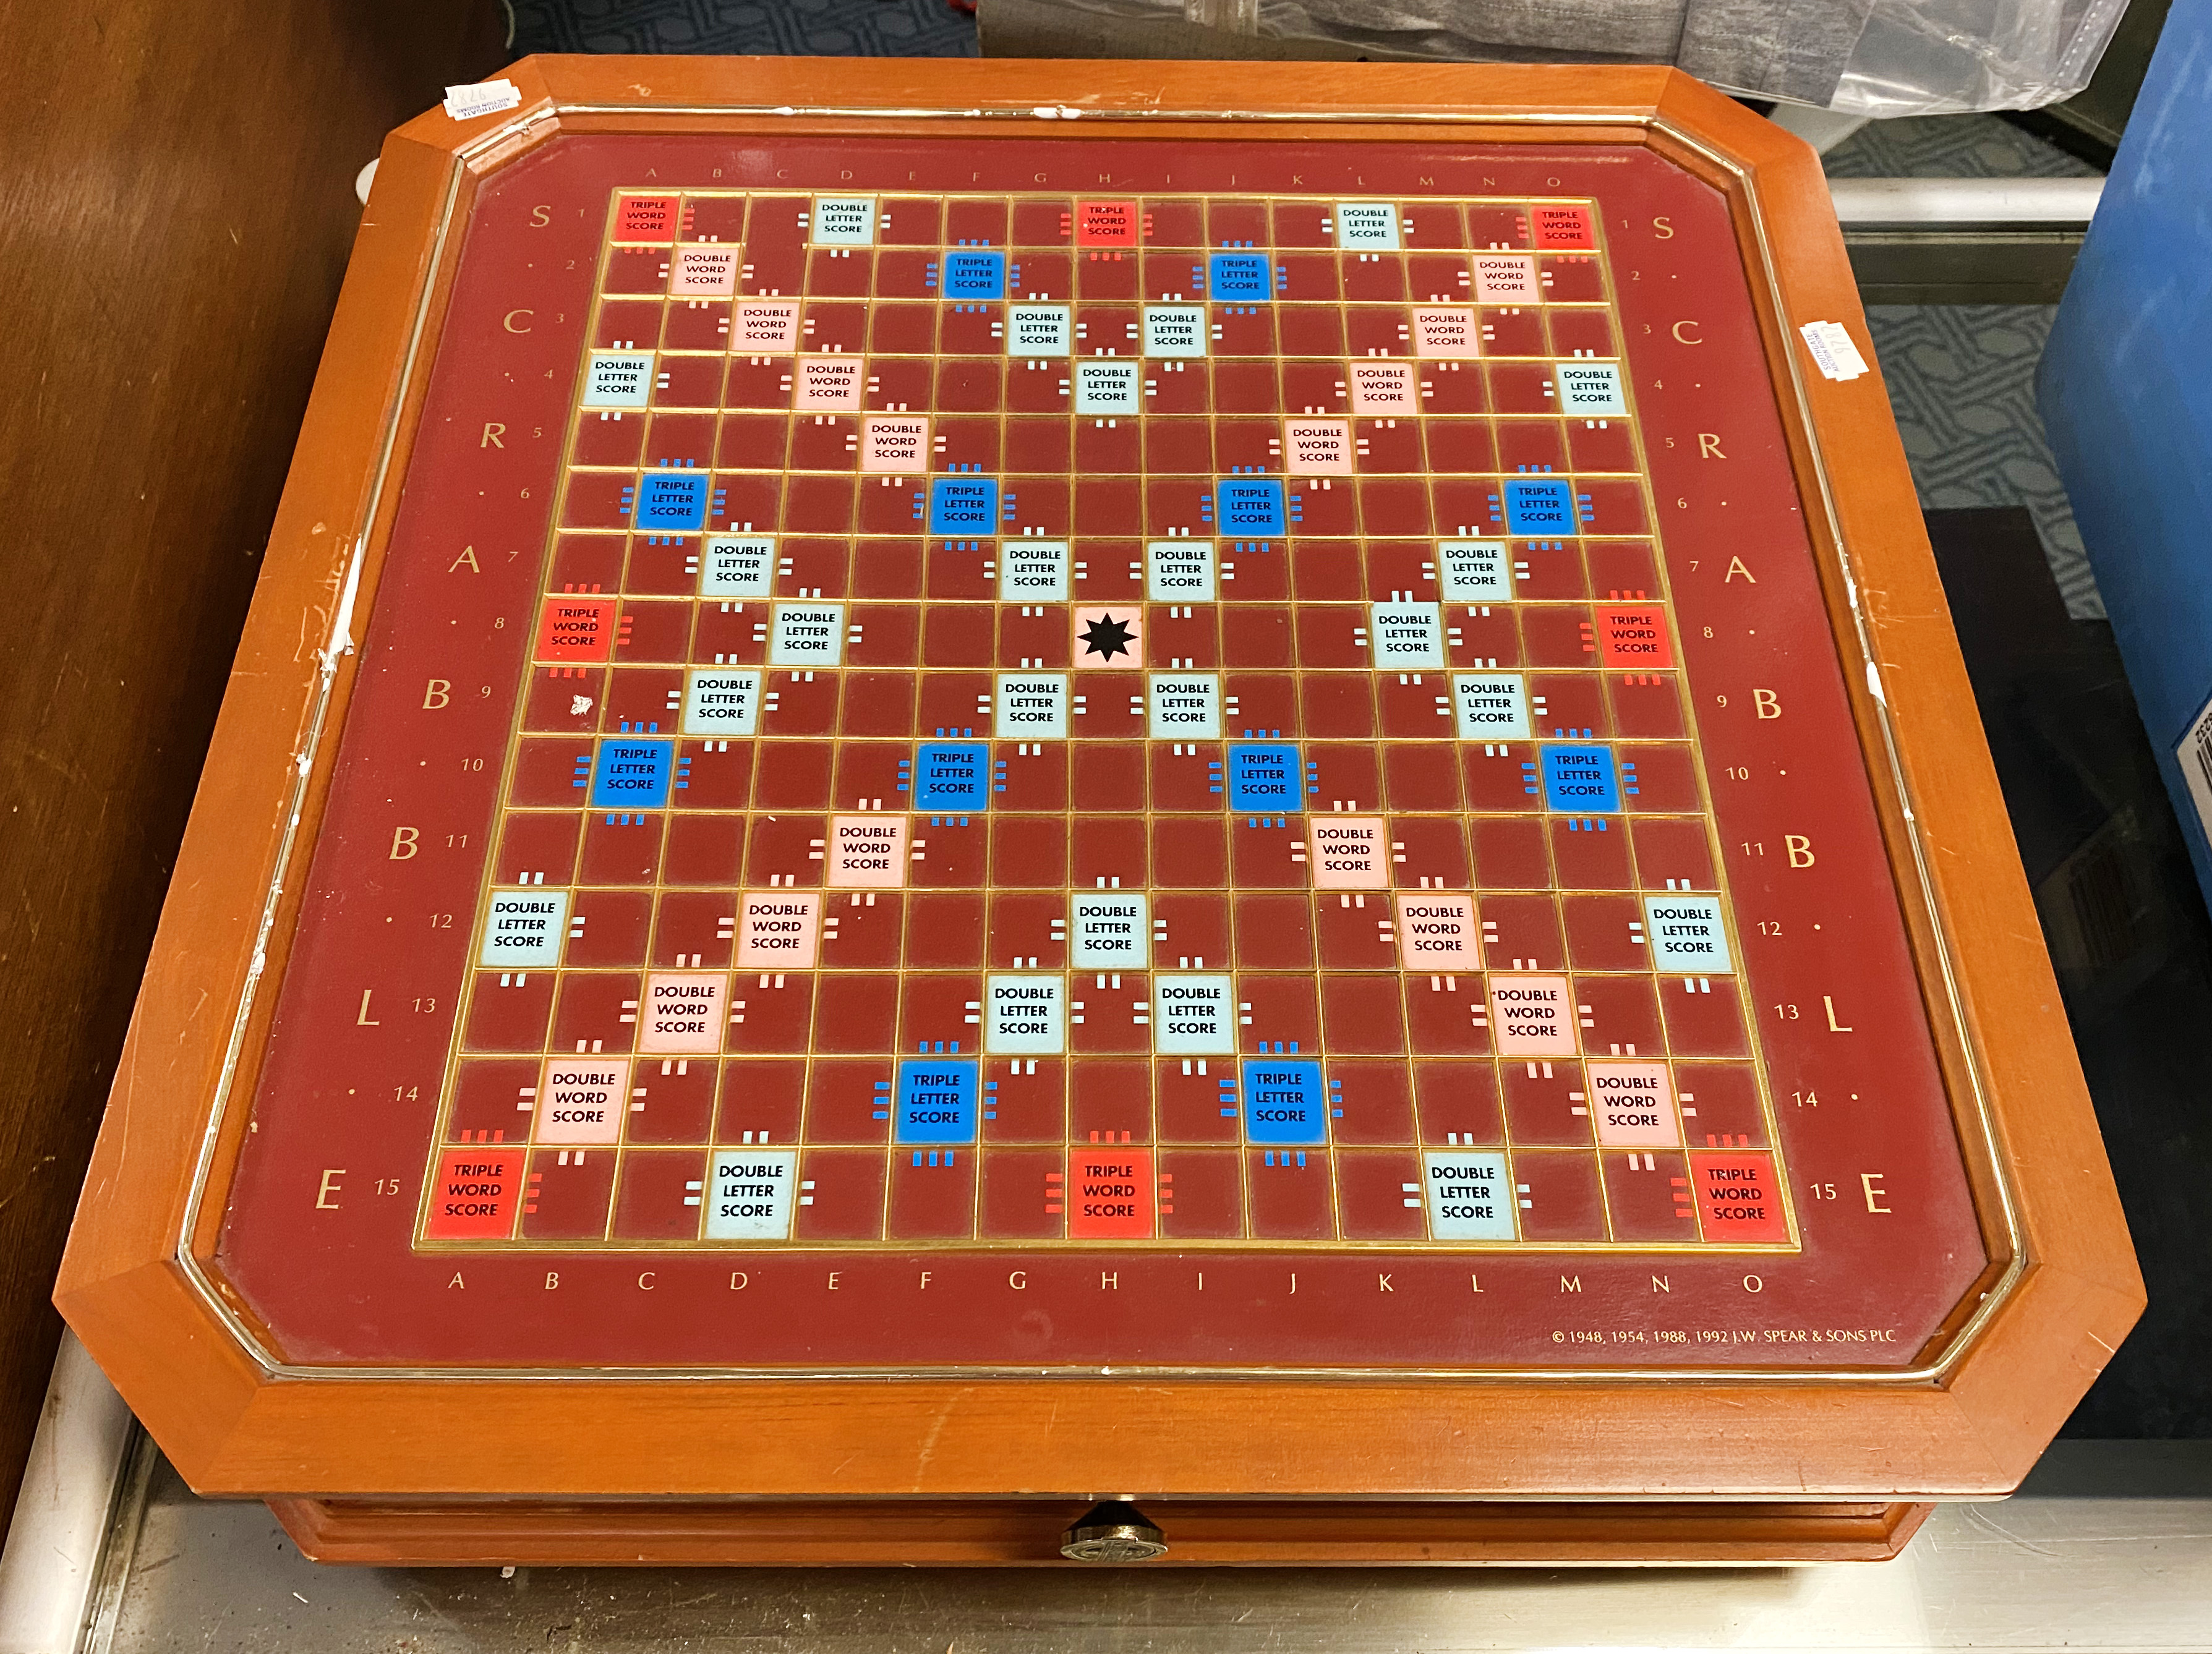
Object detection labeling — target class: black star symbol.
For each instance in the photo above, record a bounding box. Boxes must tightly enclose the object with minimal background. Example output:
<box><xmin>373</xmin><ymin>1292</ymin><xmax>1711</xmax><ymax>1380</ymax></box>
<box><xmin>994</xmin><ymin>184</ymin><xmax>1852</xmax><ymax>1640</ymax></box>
<box><xmin>1079</xmin><ymin>613</ymin><xmax>1137</xmax><ymax>662</ymax></box>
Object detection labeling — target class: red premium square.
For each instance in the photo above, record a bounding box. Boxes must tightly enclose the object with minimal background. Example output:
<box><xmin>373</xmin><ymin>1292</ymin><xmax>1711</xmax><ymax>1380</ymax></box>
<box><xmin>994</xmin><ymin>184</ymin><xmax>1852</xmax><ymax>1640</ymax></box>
<box><xmin>615</xmin><ymin>194</ymin><xmax>680</xmax><ymax>243</ymax></box>
<box><xmin>1688</xmin><ymin>1151</ymin><xmax>1790</xmax><ymax>1242</ymax></box>
<box><xmin>1530</xmin><ymin>203</ymin><xmax>1595</xmax><ymax>249</ymax></box>
<box><xmin>1594</xmin><ymin>605</ymin><xmax>1673</xmax><ymax>667</ymax></box>
<box><xmin>1075</xmin><ymin>200</ymin><xmax>1139</xmax><ymax>245</ymax></box>
<box><xmin>422</xmin><ymin>1149</ymin><xmax>524</xmax><ymax>1239</ymax></box>
<box><xmin>534</xmin><ymin>595</ymin><xmax>619</xmax><ymax>665</ymax></box>
<box><xmin>1064</xmin><ymin>1147</ymin><xmax>1156</xmax><ymax>1238</ymax></box>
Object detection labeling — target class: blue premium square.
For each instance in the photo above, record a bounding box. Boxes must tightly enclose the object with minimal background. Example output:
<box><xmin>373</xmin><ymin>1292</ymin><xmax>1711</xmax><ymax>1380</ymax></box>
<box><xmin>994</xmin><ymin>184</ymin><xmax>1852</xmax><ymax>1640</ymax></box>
<box><xmin>895</xmin><ymin>1058</ymin><xmax>978</xmax><ymax>1143</ymax></box>
<box><xmin>1218</xmin><ymin>477</ymin><xmax>1286</xmax><ymax>535</ymax></box>
<box><xmin>634</xmin><ymin>471</ymin><xmax>709</xmax><ymax>532</ymax></box>
<box><xmin>913</xmin><ymin>741</ymin><xmax>990</xmax><ymax>809</ymax></box>
<box><xmin>1241</xmin><ymin>1058</ymin><xmax>1327</xmax><ymax>1145</ymax></box>
<box><xmin>1208</xmin><ymin>252</ymin><xmax>1271</xmax><ymax>301</ymax></box>
<box><xmin>1503</xmin><ymin>478</ymin><xmax>1574</xmax><ymax>535</ymax></box>
<box><xmin>589</xmin><ymin>737</ymin><xmax>675</xmax><ymax>809</ymax></box>
<box><xmin>928</xmin><ymin>476</ymin><xmax>1000</xmax><ymax>534</ymax></box>
<box><xmin>1227</xmin><ymin>743</ymin><xmax>1302</xmax><ymax>811</ymax></box>
<box><xmin>942</xmin><ymin>250</ymin><xmax>1007</xmax><ymax>301</ymax></box>
<box><xmin>1539</xmin><ymin>744</ymin><xmax>1621</xmax><ymax>811</ymax></box>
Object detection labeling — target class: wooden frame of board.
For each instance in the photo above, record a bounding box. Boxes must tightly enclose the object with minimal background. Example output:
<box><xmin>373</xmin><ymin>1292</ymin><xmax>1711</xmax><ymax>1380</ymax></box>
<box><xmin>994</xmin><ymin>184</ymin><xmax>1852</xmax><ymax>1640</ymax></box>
<box><xmin>55</xmin><ymin>58</ymin><xmax>2140</xmax><ymax>1566</ymax></box>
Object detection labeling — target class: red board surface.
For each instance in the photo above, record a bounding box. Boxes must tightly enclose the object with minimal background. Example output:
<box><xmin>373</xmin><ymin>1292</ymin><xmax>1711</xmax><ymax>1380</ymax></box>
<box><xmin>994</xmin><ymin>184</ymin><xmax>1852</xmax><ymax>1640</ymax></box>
<box><xmin>215</xmin><ymin>133</ymin><xmax>1984</xmax><ymax>1372</ymax></box>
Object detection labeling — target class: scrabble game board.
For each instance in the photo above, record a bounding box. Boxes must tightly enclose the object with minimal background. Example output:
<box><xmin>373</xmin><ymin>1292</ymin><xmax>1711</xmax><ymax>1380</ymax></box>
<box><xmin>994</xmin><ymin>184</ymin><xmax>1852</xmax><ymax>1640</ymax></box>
<box><xmin>208</xmin><ymin>126</ymin><xmax>1991</xmax><ymax>1375</ymax></box>
<box><xmin>59</xmin><ymin>65</ymin><xmax>2138</xmax><ymax>1562</ymax></box>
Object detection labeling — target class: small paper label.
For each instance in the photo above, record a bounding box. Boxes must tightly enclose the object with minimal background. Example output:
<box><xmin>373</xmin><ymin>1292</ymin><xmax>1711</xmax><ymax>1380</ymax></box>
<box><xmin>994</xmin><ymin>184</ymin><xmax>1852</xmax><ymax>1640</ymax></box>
<box><xmin>443</xmin><ymin>79</ymin><xmax>522</xmax><ymax>120</ymax></box>
<box><xmin>2175</xmin><ymin>694</ymin><xmax>2212</xmax><ymax>850</ymax></box>
<box><xmin>1799</xmin><ymin>320</ymin><xmax>1870</xmax><ymax>382</ymax></box>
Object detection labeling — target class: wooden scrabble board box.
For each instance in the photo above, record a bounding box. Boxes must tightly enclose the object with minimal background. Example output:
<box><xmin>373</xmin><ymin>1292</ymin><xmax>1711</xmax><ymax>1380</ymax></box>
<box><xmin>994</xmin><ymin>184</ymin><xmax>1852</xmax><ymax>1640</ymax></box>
<box><xmin>56</xmin><ymin>58</ymin><xmax>2140</xmax><ymax>1566</ymax></box>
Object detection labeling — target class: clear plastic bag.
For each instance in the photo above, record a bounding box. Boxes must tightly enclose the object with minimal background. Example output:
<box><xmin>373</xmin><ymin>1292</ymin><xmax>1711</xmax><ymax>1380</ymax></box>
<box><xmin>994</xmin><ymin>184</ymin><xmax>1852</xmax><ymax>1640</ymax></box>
<box><xmin>1060</xmin><ymin>0</ymin><xmax>2133</xmax><ymax>113</ymax></box>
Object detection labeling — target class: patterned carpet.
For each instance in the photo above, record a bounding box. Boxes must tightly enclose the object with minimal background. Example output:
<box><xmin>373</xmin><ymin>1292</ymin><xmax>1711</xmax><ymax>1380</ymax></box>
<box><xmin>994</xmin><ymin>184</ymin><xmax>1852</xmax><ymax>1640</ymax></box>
<box><xmin>1823</xmin><ymin>116</ymin><xmax>2103</xmax><ymax>617</ymax></box>
<box><xmin>1864</xmin><ymin>306</ymin><xmax>2101</xmax><ymax>618</ymax></box>
<box><xmin>510</xmin><ymin>0</ymin><xmax>978</xmax><ymax>56</ymax></box>
<box><xmin>1823</xmin><ymin>113</ymin><xmax>2100</xmax><ymax>179</ymax></box>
